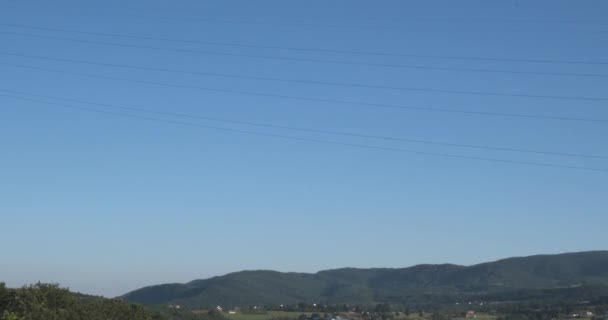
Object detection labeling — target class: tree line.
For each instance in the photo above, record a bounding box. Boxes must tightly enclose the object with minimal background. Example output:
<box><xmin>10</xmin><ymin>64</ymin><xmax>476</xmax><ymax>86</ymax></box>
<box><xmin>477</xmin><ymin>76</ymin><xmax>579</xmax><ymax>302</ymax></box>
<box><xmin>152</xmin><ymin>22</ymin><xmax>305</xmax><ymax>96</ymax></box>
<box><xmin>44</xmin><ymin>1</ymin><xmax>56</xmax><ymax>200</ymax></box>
<box><xmin>0</xmin><ymin>282</ymin><xmax>227</xmax><ymax>320</ymax></box>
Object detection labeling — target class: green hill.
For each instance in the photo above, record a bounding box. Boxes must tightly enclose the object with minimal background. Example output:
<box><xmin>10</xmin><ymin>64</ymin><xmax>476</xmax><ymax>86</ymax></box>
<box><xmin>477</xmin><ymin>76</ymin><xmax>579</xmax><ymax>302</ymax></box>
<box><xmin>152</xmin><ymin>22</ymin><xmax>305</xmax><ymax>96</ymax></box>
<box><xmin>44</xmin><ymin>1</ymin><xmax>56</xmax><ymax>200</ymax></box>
<box><xmin>122</xmin><ymin>251</ymin><xmax>608</xmax><ymax>307</ymax></box>
<box><xmin>0</xmin><ymin>283</ymin><xmax>166</xmax><ymax>320</ymax></box>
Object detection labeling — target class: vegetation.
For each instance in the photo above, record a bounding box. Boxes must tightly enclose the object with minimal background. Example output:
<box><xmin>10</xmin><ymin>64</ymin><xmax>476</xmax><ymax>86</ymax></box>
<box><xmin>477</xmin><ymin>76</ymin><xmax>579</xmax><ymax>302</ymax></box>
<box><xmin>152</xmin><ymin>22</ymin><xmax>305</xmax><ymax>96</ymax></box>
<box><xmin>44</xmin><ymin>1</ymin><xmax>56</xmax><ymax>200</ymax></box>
<box><xmin>0</xmin><ymin>282</ymin><xmax>164</xmax><ymax>320</ymax></box>
<box><xmin>122</xmin><ymin>251</ymin><xmax>608</xmax><ymax>308</ymax></box>
<box><xmin>0</xmin><ymin>282</ymin><xmax>227</xmax><ymax>320</ymax></box>
<box><xmin>224</xmin><ymin>311</ymin><xmax>315</xmax><ymax>320</ymax></box>
<box><xmin>1</xmin><ymin>282</ymin><xmax>607</xmax><ymax>320</ymax></box>
<box><xmin>4</xmin><ymin>252</ymin><xmax>608</xmax><ymax>320</ymax></box>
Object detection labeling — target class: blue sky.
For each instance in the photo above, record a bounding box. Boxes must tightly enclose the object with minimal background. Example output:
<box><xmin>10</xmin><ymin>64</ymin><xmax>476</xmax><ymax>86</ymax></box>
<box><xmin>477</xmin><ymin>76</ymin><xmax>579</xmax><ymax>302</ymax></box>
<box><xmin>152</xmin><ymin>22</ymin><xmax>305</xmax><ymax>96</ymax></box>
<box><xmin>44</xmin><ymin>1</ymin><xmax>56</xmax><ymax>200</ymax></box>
<box><xmin>1</xmin><ymin>0</ymin><xmax>607</xmax><ymax>297</ymax></box>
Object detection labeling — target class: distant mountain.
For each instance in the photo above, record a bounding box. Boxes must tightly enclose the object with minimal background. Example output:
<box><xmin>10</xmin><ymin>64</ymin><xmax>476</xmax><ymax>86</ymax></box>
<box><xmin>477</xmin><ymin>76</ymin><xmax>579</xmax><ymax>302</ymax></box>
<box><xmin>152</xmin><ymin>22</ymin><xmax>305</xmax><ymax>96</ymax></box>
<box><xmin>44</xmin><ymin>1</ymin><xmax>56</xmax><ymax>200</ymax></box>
<box><xmin>122</xmin><ymin>251</ymin><xmax>608</xmax><ymax>307</ymax></box>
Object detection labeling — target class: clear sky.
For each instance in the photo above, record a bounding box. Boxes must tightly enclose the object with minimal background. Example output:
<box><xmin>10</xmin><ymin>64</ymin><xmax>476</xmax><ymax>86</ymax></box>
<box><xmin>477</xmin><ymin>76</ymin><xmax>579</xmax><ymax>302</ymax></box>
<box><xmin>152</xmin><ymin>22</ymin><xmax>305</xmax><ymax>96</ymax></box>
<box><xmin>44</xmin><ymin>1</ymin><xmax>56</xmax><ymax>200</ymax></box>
<box><xmin>1</xmin><ymin>0</ymin><xmax>607</xmax><ymax>298</ymax></box>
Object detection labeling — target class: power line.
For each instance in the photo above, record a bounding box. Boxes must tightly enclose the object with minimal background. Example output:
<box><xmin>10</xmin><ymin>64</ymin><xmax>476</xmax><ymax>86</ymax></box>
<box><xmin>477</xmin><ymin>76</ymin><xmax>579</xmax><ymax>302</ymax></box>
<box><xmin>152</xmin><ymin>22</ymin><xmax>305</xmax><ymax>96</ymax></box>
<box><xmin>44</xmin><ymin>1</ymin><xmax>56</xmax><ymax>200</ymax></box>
<box><xmin>135</xmin><ymin>12</ymin><xmax>608</xmax><ymax>25</ymax></box>
<box><xmin>1</xmin><ymin>23</ymin><xmax>607</xmax><ymax>66</ymax></box>
<box><xmin>127</xmin><ymin>14</ymin><xmax>608</xmax><ymax>33</ymax></box>
<box><xmin>1</xmin><ymin>94</ymin><xmax>606</xmax><ymax>173</ymax></box>
<box><xmin>1</xmin><ymin>60</ymin><xmax>605</xmax><ymax>102</ymax></box>
<box><xmin>1</xmin><ymin>62</ymin><xmax>605</xmax><ymax>123</ymax></box>
<box><xmin>10</xmin><ymin>30</ymin><xmax>562</xmax><ymax>76</ymax></box>
<box><xmin>1</xmin><ymin>87</ymin><xmax>605</xmax><ymax>160</ymax></box>
<box><xmin>4</xmin><ymin>32</ymin><xmax>607</xmax><ymax>81</ymax></box>
<box><xmin>119</xmin><ymin>14</ymin><xmax>402</xmax><ymax>31</ymax></box>
<box><xmin>144</xmin><ymin>15</ymin><xmax>608</xmax><ymax>25</ymax></box>
<box><xmin>7</xmin><ymin>9</ymin><xmax>608</xmax><ymax>30</ymax></box>
<box><xmin>2</xmin><ymin>48</ymin><xmax>607</xmax><ymax>80</ymax></box>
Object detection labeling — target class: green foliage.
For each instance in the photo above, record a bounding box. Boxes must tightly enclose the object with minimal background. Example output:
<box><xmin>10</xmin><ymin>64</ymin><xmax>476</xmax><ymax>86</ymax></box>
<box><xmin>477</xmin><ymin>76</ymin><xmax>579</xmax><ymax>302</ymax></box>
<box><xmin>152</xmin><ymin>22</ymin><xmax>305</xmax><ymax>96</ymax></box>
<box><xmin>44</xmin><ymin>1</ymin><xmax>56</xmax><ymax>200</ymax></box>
<box><xmin>375</xmin><ymin>304</ymin><xmax>392</xmax><ymax>313</ymax></box>
<box><xmin>595</xmin><ymin>305</ymin><xmax>607</xmax><ymax>315</ymax></box>
<box><xmin>0</xmin><ymin>283</ymin><xmax>166</xmax><ymax>320</ymax></box>
<box><xmin>122</xmin><ymin>251</ymin><xmax>608</xmax><ymax>308</ymax></box>
<box><xmin>1</xmin><ymin>311</ymin><xmax>22</xmax><ymax>320</ymax></box>
<box><xmin>0</xmin><ymin>283</ymin><xmax>10</xmax><ymax>315</ymax></box>
<box><xmin>431</xmin><ymin>312</ymin><xmax>450</xmax><ymax>320</ymax></box>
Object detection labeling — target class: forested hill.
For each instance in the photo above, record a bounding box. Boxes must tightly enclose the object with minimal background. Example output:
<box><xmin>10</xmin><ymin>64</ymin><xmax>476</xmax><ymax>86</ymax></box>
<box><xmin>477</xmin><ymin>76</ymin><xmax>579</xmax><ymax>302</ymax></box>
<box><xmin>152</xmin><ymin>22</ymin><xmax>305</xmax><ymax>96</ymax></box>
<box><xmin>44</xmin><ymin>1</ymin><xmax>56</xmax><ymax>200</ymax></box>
<box><xmin>0</xmin><ymin>283</ymin><xmax>165</xmax><ymax>320</ymax></box>
<box><xmin>122</xmin><ymin>251</ymin><xmax>608</xmax><ymax>307</ymax></box>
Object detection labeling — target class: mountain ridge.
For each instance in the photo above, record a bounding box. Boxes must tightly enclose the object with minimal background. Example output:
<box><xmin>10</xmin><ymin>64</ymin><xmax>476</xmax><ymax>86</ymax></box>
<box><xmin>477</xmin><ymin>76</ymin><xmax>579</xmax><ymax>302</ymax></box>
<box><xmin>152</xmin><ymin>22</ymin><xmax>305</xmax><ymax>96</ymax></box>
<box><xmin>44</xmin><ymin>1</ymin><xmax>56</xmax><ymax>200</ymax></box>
<box><xmin>122</xmin><ymin>251</ymin><xmax>608</xmax><ymax>307</ymax></box>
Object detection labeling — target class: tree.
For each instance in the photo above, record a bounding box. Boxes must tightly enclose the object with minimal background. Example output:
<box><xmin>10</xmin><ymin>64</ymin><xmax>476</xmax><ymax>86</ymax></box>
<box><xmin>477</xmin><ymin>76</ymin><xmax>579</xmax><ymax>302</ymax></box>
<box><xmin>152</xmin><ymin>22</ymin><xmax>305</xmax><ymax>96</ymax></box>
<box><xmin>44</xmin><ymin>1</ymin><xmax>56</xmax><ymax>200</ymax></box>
<box><xmin>1</xmin><ymin>311</ymin><xmax>22</xmax><ymax>320</ymax></box>
<box><xmin>0</xmin><ymin>283</ymin><xmax>9</xmax><ymax>314</ymax></box>
<box><xmin>375</xmin><ymin>303</ymin><xmax>391</xmax><ymax>313</ymax></box>
<box><xmin>0</xmin><ymin>283</ymin><xmax>166</xmax><ymax>320</ymax></box>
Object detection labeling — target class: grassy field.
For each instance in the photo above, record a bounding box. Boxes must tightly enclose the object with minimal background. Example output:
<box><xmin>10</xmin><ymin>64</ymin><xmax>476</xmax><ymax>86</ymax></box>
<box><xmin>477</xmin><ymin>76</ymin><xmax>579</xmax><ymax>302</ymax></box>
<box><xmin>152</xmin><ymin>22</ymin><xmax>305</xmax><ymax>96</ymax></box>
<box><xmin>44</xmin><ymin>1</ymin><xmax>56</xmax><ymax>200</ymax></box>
<box><xmin>451</xmin><ymin>315</ymin><xmax>497</xmax><ymax>320</ymax></box>
<box><xmin>224</xmin><ymin>311</ymin><xmax>498</xmax><ymax>320</ymax></box>
<box><xmin>225</xmin><ymin>311</ymin><xmax>313</xmax><ymax>320</ymax></box>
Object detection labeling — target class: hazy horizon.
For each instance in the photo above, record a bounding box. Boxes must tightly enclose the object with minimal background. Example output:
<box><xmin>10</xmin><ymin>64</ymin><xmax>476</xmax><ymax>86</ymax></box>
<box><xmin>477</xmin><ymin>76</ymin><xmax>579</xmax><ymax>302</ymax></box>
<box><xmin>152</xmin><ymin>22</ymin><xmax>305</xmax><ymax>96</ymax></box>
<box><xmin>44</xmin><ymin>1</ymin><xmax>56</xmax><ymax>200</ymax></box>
<box><xmin>5</xmin><ymin>249</ymin><xmax>608</xmax><ymax>297</ymax></box>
